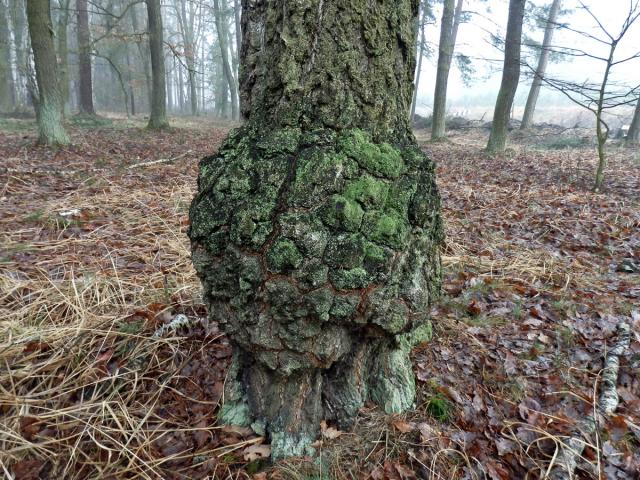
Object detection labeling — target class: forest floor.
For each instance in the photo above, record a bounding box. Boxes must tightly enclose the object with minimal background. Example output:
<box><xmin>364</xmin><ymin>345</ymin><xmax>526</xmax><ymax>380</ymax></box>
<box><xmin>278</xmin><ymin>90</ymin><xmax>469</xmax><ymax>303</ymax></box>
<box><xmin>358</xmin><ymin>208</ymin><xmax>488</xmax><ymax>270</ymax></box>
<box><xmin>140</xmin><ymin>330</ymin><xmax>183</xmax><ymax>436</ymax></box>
<box><xmin>0</xmin><ymin>115</ymin><xmax>639</xmax><ymax>480</ymax></box>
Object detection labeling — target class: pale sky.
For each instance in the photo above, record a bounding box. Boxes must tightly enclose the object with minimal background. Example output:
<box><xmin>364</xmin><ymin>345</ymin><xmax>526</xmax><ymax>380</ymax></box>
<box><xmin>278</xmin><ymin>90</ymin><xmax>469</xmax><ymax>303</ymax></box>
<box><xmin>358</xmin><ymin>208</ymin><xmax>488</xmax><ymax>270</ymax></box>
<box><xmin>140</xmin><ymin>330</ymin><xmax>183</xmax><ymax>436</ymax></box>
<box><xmin>414</xmin><ymin>0</ymin><xmax>640</xmax><ymax>118</ymax></box>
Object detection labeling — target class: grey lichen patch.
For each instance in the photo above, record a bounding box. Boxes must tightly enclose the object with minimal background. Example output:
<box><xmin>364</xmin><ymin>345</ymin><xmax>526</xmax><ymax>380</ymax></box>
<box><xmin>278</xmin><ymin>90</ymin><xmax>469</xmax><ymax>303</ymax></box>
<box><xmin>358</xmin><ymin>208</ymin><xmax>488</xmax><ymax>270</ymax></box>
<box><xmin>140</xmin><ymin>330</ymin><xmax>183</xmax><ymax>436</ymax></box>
<box><xmin>189</xmin><ymin>125</ymin><xmax>442</xmax><ymax>458</ymax></box>
<box><xmin>368</xmin><ymin>347</ymin><xmax>416</xmax><ymax>414</ymax></box>
<box><xmin>396</xmin><ymin>321</ymin><xmax>433</xmax><ymax>351</ymax></box>
<box><xmin>270</xmin><ymin>432</ymin><xmax>317</xmax><ymax>460</ymax></box>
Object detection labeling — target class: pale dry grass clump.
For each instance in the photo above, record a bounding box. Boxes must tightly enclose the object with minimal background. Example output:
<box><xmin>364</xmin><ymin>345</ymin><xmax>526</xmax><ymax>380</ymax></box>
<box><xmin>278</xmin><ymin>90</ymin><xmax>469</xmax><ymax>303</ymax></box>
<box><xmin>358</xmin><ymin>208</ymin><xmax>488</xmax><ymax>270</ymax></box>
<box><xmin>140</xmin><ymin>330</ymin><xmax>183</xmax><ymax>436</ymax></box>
<box><xmin>0</xmin><ymin>170</ymin><xmax>245</xmax><ymax>479</ymax></box>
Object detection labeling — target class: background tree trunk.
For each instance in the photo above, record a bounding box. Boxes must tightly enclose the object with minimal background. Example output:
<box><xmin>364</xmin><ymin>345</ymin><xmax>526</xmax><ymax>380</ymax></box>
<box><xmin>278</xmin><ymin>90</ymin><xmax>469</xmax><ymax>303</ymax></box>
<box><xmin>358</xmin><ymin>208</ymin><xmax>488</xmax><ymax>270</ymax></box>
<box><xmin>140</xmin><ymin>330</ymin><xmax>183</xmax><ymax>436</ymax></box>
<box><xmin>146</xmin><ymin>0</ymin><xmax>169</xmax><ymax>129</ymax></box>
<box><xmin>26</xmin><ymin>0</ymin><xmax>70</xmax><ymax>145</ymax></box>
<box><xmin>9</xmin><ymin>0</ymin><xmax>28</xmax><ymax>111</ymax></box>
<box><xmin>0</xmin><ymin>0</ymin><xmax>16</xmax><ymax>112</ymax></box>
<box><xmin>520</xmin><ymin>0</ymin><xmax>561</xmax><ymax>130</ymax></box>
<box><xmin>486</xmin><ymin>0</ymin><xmax>526</xmax><ymax>153</ymax></box>
<box><xmin>190</xmin><ymin>0</ymin><xmax>443</xmax><ymax>460</ymax></box>
<box><xmin>76</xmin><ymin>0</ymin><xmax>95</xmax><ymax>115</ymax></box>
<box><xmin>55</xmin><ymin>0</ymin><xmax>71</xmax><ymax>116</ymax></box>
<box><xmin>410</xmin><ymin>1</ymin><xmax>427</xmax><ymax>123</ymax></box>
<box><xmin>213</xmin><ymin>0</ymin><xmax>238</xmax><ymax>120</ymax></box>
<box><xmin>431</xmin><ymin>0</ymin><xmax>454</xmax><ymax>140</ymax></box>
<box><xmin>626</xmin><ymin>98</ymin><xmax>640</xmax><ymax>145</ymax></box>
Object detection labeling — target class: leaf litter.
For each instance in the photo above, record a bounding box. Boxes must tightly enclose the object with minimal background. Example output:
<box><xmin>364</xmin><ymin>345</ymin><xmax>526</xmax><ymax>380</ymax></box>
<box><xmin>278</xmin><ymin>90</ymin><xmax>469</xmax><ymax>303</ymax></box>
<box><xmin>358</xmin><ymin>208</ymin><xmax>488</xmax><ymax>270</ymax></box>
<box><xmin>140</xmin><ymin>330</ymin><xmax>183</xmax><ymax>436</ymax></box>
<box><xmin>0</xmin><ymin>120</ymin><xmax>639</xmax><ymax>479</ymax></box>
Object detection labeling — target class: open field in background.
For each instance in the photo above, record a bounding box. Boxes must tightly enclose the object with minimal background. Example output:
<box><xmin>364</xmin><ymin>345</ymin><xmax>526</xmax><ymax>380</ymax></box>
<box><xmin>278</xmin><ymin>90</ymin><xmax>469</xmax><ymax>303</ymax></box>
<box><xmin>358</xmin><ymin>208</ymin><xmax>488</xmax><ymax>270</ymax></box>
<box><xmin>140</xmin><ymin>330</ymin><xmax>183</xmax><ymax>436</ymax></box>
<box><xmin>0</xmin><ymin>116</ymin><xmax>639</xmax><ymax>479</ymax></box>
<box><xmin>413</xmin><ymin>104</ymin><xmax>638</xmax><ymax>130</ymax></box>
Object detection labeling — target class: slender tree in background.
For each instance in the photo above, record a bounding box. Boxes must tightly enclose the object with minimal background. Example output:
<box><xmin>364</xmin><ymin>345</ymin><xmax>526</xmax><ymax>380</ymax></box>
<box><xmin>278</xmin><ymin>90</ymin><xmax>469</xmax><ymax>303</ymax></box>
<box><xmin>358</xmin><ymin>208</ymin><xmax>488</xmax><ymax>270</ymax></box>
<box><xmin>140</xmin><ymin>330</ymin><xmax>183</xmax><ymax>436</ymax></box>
<box><xmin>0</xmin><ymin>0</ymin><xmax>15</xmax><ymax>112</ymax></box>
<box><xmin>26</xmin><ymin>0</ymin><xmax>70</xmax><ymax>145</ymax></box>
<box><xmin>627</xmin><ymin>98</ymin><xmax>640</xmax><ymax>145</ymax></box>
<box><xmin>213</xmin><ymin>0</ymin><xmax>238</xmax><ymax>120</ymax></box>
<box><xmin>410</xmin><ymin>1</ymin><xmax>428</xmax><ymax>122</ymax></box>
<box><xmin>189</xmin><ymin>0</ymin><xmax>443</xmax><ymax>459</ymax></box>
<box><xmin>175</xmin><ymin>0</ymin><xmax>199</xmax><ymax>115</ymax></box>
<box><xmin>486</xmin><ymin>0</ymin><xmax>526</xmax><ymax>153</ymax></box>
<box><xmin>538</xmin><ymin>1</ymin><xmax>640</xmax><ymax>191</ymax></box>
<box><xmin>146</xmin><ymin>0</ymin><xmax>169</xmax><ymax>129</ymax></box>
<box><xmin>76</xmin><ymin>0</ymin><xmax>95</xmax><ymax>115</ymax></box>
<box><xmin>9</xmin><ymin>0</ymin><xmax>28</xmax><ymax>110</ymax></box>
<box><xmin>55</xmin><ymin>0</ymin><xmax>71</xmax><ymax>115</ymax></box>
<box><xmin>520</xmin><ymin>0</ymin><xmax>561</xmax><ymax>130</ymax></box>
<box><xmin>431</xmin><ymin>0</ymin><xmax>464</xmax><ymax>140</ymax></box>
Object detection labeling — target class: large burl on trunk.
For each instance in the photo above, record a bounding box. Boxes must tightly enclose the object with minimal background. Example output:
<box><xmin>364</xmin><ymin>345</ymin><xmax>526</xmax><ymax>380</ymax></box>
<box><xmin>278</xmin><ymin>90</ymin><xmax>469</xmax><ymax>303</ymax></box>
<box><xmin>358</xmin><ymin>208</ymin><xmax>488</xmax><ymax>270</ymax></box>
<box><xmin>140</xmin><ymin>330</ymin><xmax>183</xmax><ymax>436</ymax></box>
<box><xmin>189</xmin><ymin>0</ymin><xmax>443</xmax><ymax>459</ymax></box>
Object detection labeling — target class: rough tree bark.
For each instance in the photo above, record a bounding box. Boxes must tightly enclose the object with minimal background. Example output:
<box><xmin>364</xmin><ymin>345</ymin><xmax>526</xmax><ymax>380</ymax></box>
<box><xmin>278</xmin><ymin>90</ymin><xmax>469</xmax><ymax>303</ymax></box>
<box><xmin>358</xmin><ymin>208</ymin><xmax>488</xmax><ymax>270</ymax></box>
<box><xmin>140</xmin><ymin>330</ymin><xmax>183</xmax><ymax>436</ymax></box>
<box><xmin>146</xmin><ymin>0</ymin><xmax>169</xmax><ymax>129</ymax></box>
<box><xmin>213</xmin><ymin>0</ymin><xmax>238</xmax><ymax>121</ymax></box>
<box><xmin>627</xmin><ymin>97</ymin><xmax>640</xmax><ymax>145</ymax></box>
<box><xmin>431</xmin><ymin>0</ymin><xmax>465</xmax><ymax>140</ymax></box>
<box><xmin>76</xmin><ymin>0</ymin><xmax>95</xmax><ymax>115</ymax></box>
<box><xmin>486</xmin><ymin>0</ymin><xmax>526</xmax><ymax>153</ymax></box>
<box><xmin>26</xmin><ymin>0</ymin><xmax>70</xmax><ymax>145</ymax></box>
<box><xmin>189</xmin><ymin>0</ymin><xmax>443</xmax><ymax>459</ymax></box>
<box><xmin>520</xmin><ymin>0</ymin><xmax>561</xmax><ymax>130</ymax></box>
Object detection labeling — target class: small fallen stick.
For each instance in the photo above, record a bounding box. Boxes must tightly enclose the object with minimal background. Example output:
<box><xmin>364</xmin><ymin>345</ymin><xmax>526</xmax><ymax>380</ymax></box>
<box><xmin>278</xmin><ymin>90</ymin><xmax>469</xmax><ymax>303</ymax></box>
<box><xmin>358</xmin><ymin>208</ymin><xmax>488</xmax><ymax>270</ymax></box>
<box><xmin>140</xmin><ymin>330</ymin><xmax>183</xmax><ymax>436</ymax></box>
<box><xmin>548</xmin><ymin>322</ymin><xmax>631</xmax><ymax>480</ymax></box>
<box><xmin>127</xmin><ymin>150</ymin><xmax>192</xmax><ymax>169</ymax></box>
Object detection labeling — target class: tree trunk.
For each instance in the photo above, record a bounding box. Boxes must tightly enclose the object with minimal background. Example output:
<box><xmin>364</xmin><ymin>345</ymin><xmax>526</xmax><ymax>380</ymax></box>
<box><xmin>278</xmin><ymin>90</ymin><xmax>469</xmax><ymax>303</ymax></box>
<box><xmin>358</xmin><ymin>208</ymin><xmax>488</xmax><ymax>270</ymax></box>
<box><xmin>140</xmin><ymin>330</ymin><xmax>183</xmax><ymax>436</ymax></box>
<box><xmin>131</xmin><ymin>3</ymin><xmax>151</xmax><ymax>112</ymax></box>
<box><xmin>189</xmin><ymin>0</ymin><xmax>443</xmax><ymax>460</ymax></box>
<box><xmin>0</xmin><ymin>0</ymin><xmax>16</xmax><ymax>111</ymax></box>
<box><xmin>234</xmin><ymin>0</ymin><xmax>241</xmax><ymax>69</ymax></box>
<box><xmin>410</xmin><ymin>1</ymin><xmax>426</xmax><ymax>123</ymax></box>
<box><xmin>146</xmin><ymin>0</ymin><xmax>169</xmax><ymax>129</ymax></box>
<box><xmin>76</xmin><ymin>0</ymin><xmax>95</xmax><ymax>115</ymax></box>
<box><xmin>520</xmin><ymin>0</ymin><xmax>561</xmax><ymax>130</ymax></box>
<box><xmin>165</xmin><ymin>55</ymin><xmax>172</xmax><ymax>112</ymax></box>
<box><xmin>213</xmin><ymin>0</ymin><xmax>238</xmax><ymax>120</ymax></box>
<box><xmin>486</xmin><ymin>0</ymin><xmax>526</xmax><ymax>153</ymax></box>
<box><xmin>9</xmin><ymin>0</ymin><xmax>28</xmax><ymax>110</ymax></box>
<box><xmin>431</xmin><ymin>0</ymin><xmax>455</xmax><ymax>140</ymax></box>
<box><xmin>26</xmin><ymin>0</ymin><xmax>70</xmax><ymax>145</ymax></box>
<box><xmin>177</xmin><ymin>0</ymin><xmax>198</xmax><ymax>116</ymax></box>
<box><xmin>56</xmin><ymin>0</ymin><xmax>70</xmax><ymax>116</ymax></box>
<box><xmin>626</xmin><ymin>97</ymin><xmax>640</xmax><ymax>145</ymax></box>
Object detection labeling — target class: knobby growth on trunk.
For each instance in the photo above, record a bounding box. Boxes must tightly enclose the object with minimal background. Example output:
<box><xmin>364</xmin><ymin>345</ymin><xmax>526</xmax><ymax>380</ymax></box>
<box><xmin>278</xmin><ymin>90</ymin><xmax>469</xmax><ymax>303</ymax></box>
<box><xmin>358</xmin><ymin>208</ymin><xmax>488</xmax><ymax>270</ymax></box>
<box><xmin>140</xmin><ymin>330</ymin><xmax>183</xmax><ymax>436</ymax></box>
<box><xmin>189</xmin><ymin>0</ymin><xmax>443</xmax><ymax>459</ymax></box>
